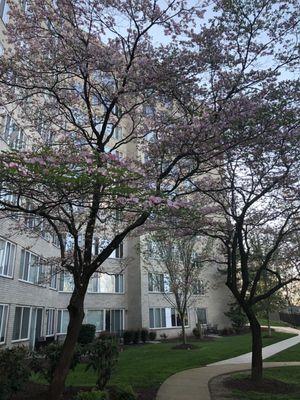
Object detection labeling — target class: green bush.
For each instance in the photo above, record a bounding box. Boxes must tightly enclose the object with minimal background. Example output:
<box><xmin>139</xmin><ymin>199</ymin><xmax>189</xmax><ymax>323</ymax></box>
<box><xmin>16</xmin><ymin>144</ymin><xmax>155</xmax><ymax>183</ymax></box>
<box><xmin>132</xmin><ymin>330</ymin><xmax>140</xmax><ymax>344</ymax></box>
<box><xmin>78</xmin><ymin>324</ymin><xmax>96</xmax><ymax>345</ymax></box>
<box><xmin>108</xmin><ymin>385</ymin><xmax>137</xmax><ymax>400</ymax></box>
<box><xmin>86</xmin><ymin>337</ymin><xmax>119</xmax><ymax>390</ymax></box>
<box><xmin>148</xmin><ymin>331</ymin><xmax>156</xmax><ymax>341</ymax></box>
<box><xmin>35</xmin><ymin>342</ymin><xmax>81</xmax><ymax>383</ymax></box>
<box><xmin>0</xmin><ymin>347</ymin><xmax>31</xmax><ymax>400</ymax></box>
<box><xmin>98</xmin><ymin>331</ymin><xmax>117</xmax><ymax>341</ymax></box>
<box><xmin>76</xmin><ymin>390</ymin><xmax>108</xmax><ymax>400</ymax></box>
<box><xmin>224</xmin><ymin>302</ymin><xmax>248</xmax><ymax>333</ymax></box>
<box><xmin>123</xmin><ymin>330</ymin><xmax>134</xmax><ymax>345</ymax></box>
<box><xmin>140</xmin><ymin>328</ymin><xmax>149</xmax><ymax>343</ymax></box>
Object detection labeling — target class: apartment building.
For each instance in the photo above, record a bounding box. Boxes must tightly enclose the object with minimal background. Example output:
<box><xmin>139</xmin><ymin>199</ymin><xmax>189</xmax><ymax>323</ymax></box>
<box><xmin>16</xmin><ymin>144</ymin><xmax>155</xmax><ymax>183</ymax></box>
<box><xmin>0</xmin><ymin>0</ymin><xmax>231</xmax><ymax>350</ymax></box>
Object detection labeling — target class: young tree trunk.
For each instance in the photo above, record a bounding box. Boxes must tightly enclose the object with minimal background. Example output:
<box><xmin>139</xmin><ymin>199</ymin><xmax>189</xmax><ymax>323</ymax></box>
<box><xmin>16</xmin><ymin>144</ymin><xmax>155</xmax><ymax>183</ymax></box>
<box><xmin>267</xmin><ymin>309</ymin><xmax>272</xmax><ymax>337</ymax></box>
<box><xmin>48</xmin><ymin>290</ymin><xmax>85</xmax><ymax>400</ymax></box>
<box><xmin>247</xmin><ymin>309</ymin><xmax>263</xmax><ymax>382</ymax></box>
<box><xmin>181</xmin><ymin>322</ymin><xmax>187</xmax><ymax>345</ymax></box>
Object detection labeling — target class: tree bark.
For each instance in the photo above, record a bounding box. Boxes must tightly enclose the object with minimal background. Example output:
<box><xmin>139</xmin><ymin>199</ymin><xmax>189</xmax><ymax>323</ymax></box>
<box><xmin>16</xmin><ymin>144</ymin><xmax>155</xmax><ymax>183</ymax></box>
<box><xmin>247</xmin><ymin>309</ymin><xmax>263</xmax><ymax>382</ymax></box>
<box><xmin>48</xmin><ymin>290</ymin><xmax>85</xmax><ymax>400</ymax></box>
<box><xmin>267</xmin><ymin>309</ymin><xmax>272</xmax><ymax>337</ymax></box>
<box><xmin>181</xmin><ymin>322</ymin><xmax>187</xmax><ymax>345</ymax></box>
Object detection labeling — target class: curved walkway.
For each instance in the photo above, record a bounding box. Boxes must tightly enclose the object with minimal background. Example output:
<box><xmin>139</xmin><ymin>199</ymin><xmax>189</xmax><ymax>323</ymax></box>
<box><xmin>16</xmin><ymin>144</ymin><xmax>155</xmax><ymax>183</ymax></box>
<box><xmin>156</xmin><ymin>326</ymin><xmax>300</xmax><ymax>400</ymax></box>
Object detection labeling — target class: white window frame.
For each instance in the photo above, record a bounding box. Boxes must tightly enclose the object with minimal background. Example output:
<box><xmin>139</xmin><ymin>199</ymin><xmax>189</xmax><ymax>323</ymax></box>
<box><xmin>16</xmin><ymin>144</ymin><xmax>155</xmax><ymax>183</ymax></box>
<box><xmin>0</xmin><ymin>238</ymin><xmax>16</xmax><ymax>278</ymax></box>
<box><xmin>45</xmin><ymin>308</ymin><xmax>55</xmax><ymax>336</ymax></box>
<box><xmin>19</xmin><ymin>249</ymin><xmax>42</xmax><ymax>285</ymax></box>
<box><xmin>87</xmin><ymin>273</ymin><xmax>124</xmax><ymax>294</ymax></box>
<box><xmin>57</xmin><ymin>309</ymin><xmax>69</xmax><ymax>334</ymax></box>
<box><xmin>0</xmin><ymin>303</ymin><xmax>9</xmax><ymax>344</ymax></box>
<box><xmin>0</xmin><ymin>0</ymin><xmax>9</xmax><ymax>24</ymax></box>
<box><xmin>12</xmin><ymin>306</ymin><xmax>31</xmax><ymax>342</ymax></box>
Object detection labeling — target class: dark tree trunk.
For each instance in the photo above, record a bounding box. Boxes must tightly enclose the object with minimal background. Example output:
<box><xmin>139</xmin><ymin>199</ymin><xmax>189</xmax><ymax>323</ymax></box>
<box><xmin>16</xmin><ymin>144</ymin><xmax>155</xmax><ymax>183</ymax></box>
<box><xmin>48</xmin><ymin>290</ymin><xmax>85</xmax><ymax>400</ymax></box>
<box><xmin>246</xmin><ymin>308</ymin><xmax>263</xmax><ymax>382</ymax></box>
<box><xmin>181</xmin><ymin>321</ymin><xmax>187</xmax><ymax>345</ymax></box>
<box><xmin>267</xmin><ymin>308</ymin><xmax>272</xmax><ymax>337</ymax></box>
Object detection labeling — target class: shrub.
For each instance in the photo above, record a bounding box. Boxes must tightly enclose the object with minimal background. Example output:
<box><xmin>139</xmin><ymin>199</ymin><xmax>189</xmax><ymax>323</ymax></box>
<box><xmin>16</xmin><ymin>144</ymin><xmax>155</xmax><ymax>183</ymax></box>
<box><xmin>123</xmin><ymin>330</ymin><xmax>134</xmax><ymax>345</ymax></box>
<box><xmin>108</xmin><ymin>385</ymin><xmax>137</xmax><ymax>400</ymax></box>
<box><xmin>160</xmin><ymin>333</ymin><xmax>167</xmax><ymax>341</ymax></box>
<box><xmin>98</xmin><ymin>331</ymin><xmax>117</xmax><ymax>341</ymax></box>
<box><xmin>86</xmin><ymin>337</ymin><xmax>119</xmax><ymax>390</ymax></box>
<box><xmin>76</xmin><ymin>390</ymin><xmax>108</xmax><ymax>400</ymax></box>
<box><xmin>132</xmin><ymin>330</ymin><xmax>140</xmax><ymax>344</ymax></box>
<box><xmin>140</xmin><ymin>328</ymin><xmax>149</xmax><ymax>343</ymax></box>
<box><xmin>192</xmin><ymin>327</ymin><xmax>200</xmax><ymax>338</ymax></box>
<box><xmin>224</xmin><ymin>302</ymin><xmax>248</xmax><ymax>333</ymax></box>
<box><xmin>0</xmin><ymin>347</ymin><xmax>31</xmax><ymax>400</ymax></box>
<box><xmin>35</xmin><ymin>342</ymin><xmax>80</xmax><ymax>383</ymax></box>
<box><xmin>220</xmin><ymin>327</ymin><xmax>235</xmax><ymax>336</ymax></box>
<box><xmin>78</xmin><ymin>324</ymin><xmax>96</xmax><ymax>345</ymax></box>
<box><xmin>148</xmin><ymin>331</ymin><xmax>156</xmax><ymax>341</ymax></box>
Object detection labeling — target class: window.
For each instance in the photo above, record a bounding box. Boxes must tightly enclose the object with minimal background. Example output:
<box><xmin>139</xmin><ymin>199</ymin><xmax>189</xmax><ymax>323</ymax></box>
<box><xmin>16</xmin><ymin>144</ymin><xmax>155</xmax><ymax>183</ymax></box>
<box><xmin>196</xmin><ymin>308</ymin><xmax>207</xmax><ymax>324</ymax></box>
<box><xmin>12</xmin><ymin>306</ymin><xmax>31</xmax><ymax>341</ymax></box>
<box><xmin>85</xmin><ymin>309</ymin><xmax>124</xmax><ymax>333</ymax></box>
<box><xmin>87</xmin><ymin>273</ymin><xmax>124</xmax><ymax>293</ymax></box>
<box><xmin>57</xmin><ymin>310</ymin><xmax>69</xmax><ymax>334</ymax></box>
<box><xmin>0</xmin><ymin>0</ymin><xmax>9</xmax><ymax>24</ymax></box>
<box><xmin>19</xmin><ymin>250</ymin><xmax>43</xmax><ymax>284</ymax></box>
<box><xmin>0</xmin><ymin>238</ymin><xmax>15</xmax><ymax>277</ymax></box>
<box><xmin>49</xmin><ymin>266</ymin><xmax>57</xmax><ymax>289</ymax></box>
<box><xmin>171</xmin><ymin>309</ymin><xmax>188</xmax><ymax>327</ymax></box>
<box><xmin>0</xmin><ymin>304</ymin><xmax>8</xmax><ymax>343</ymax></box>
<box><xmin>110</xmin><ymin>242</ymin><xmax>123</xmax><ymax>259</ymax></box>
<box><xmin>149</xmin><ymin>308</ymin><xmax>166</xmax><ymax>328</ymax></box>
<box><xmin>113</xmin><ymin>126</ymin><xmax>122</xmax><ymax>140</ymax></box>
<box><xmin>86</xmin><ymin>310</ymin><xmax>104</xmax><ymax>332</ymax></box>
<box><xmin>192</xmin><ymin>280</ymin><xmax>205</xmax><ymax>295</ymax></box>
<box><xmin>149</xmin><ymin>307</ymin><xmax>188</xmax><ymax>329</ymax></box>
<box><xmin>59</xmin><ymin>271</ymin><xmax>74</xmax><ymax>292</ymax></box>
<box><xmin>46</xmin><ymin>309</ymin><xmax>55</xmax><ymax>336</ymax></box>
<box><xmin>148</xmin><ymin>272</ymin><xmax>164</xmax><ymax>292</ymax></box>
<box><xmin>0</xmin><ymin>41</ymin><xmax>3</xmax><ymax>56</ymax></box>
<box><xmin>2</xmin><ymin>114</ymin><xmax>26</xmax><ymax>150</ymax></box>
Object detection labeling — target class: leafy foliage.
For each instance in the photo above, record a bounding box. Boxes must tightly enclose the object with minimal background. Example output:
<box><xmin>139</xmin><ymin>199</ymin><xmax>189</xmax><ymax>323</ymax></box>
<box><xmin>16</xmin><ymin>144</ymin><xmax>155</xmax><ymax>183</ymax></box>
<box><xmin>0</xmin><ymin>347</ymin><xmax>31</xmax><ymax>400</ymax></box>
<box><xmin>225</xmin><ymin>303</ymin><xmax>248</xmax><ymax>333</ymax></box>
<box><xmin>78</xmin><ymin>324</ymin><xmax>96</xmax><ymax>345</ymax></box>
<box><xmin>35</xmin><ymin>343</ymin><xmax>81</xmax><ymax>383</ymax></box>
<box><xmin>86</xmin><ymin>337</ymin><xmax>119</xmax><ymax>390</ymax></box>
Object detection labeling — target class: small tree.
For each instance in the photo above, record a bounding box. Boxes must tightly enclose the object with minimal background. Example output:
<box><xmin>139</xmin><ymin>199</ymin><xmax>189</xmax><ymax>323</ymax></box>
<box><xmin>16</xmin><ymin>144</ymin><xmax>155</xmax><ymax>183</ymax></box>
<box><xmin>86</xmin><ymin>337</ymin><xmax>119</xmax><ymax>390</ymax></box>
<box><xmin>144</xmin><ymin>233</ymin><xmax>208</xmax><ymax>345</ymax></box>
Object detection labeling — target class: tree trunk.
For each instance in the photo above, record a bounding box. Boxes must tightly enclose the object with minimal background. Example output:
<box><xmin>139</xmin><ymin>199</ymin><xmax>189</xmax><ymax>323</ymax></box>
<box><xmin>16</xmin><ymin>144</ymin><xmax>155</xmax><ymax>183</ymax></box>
<box><xmin>48</xmin><ymin>290</ymin><xmax>85</xmax><ymax>400</ymax></box>
<box><xmin>247</xmin><ymin>309</ymin><xmax>263</xmax><ymax>382</ymax></box>
<box><xmin>267</xmin><ymin>309</ymin><xmax>272</xmax><ymax>337</ymax></box>
<box><xmin>181</xmin><ymin>322</ymin><xmax>187</xmax><ymax>345</ymax></box>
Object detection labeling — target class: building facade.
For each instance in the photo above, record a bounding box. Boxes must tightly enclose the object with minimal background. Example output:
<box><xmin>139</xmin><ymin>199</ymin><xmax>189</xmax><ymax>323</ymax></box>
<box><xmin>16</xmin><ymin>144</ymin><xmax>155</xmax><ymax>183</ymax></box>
<box><xmin>0</xmin><ymin>0</ymin><xmax>231</xmax><ymax>350</ymax></box>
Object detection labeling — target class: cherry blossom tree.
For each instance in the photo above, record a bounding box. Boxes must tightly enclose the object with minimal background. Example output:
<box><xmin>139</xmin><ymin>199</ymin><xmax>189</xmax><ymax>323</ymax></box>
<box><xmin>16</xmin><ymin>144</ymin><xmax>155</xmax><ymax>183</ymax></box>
<box><xmin>0</xmin><ymin>0</ymin><xmax>299</xmax><ymax>397</ymax></box>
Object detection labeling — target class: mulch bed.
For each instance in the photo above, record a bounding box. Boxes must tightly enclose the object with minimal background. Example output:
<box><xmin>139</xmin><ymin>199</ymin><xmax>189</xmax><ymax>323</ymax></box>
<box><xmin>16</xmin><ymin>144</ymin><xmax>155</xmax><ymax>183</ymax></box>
<box><xmin>224</xmin><ymin>376</ymin><xmax>300</xmax><ymax>395</ymax></box>
<box><xmin>209</xmin><ymin>372</ymin><xmax>300</xmax><ymax>400</ymax></box>
<box><xmin>171</xmin><ymin>343</ymin><xmax>198</xmax><ymax>350</ymax></box>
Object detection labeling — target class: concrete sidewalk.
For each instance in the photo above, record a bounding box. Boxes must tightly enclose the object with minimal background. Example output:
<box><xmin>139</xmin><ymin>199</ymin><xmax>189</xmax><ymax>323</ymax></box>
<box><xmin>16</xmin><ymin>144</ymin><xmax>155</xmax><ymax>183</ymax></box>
<box><xmin>156</xmin><ymin>362</ymin><xmax>300</xmax><ymax>400</ymax></box>
<box><xmin>211</xmin><ymin>326</ymin><xmax>300</xmax><ymax>365</ymax></box>
<box><xmin>156</xmin><ymin>326</ymin><xmax>300</xmax><ymax>400</ymax></box>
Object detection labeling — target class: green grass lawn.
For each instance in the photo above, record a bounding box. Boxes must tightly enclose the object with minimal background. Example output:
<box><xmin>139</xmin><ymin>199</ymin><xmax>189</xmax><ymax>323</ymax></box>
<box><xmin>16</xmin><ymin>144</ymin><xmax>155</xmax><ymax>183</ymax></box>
<box><xmin>228</xmin><ymin>367</ymin><xmax>300</xmax><ymax>400</ymax></box>
<box><xmin>32</xmin><ymin>331</ymin><xmax>295</xmax><ymax>391</ymax></box>
<box><xmin>267</xmin><ymin>342</ymin><xmax>300</xmax><ymax>362</ymax></box>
